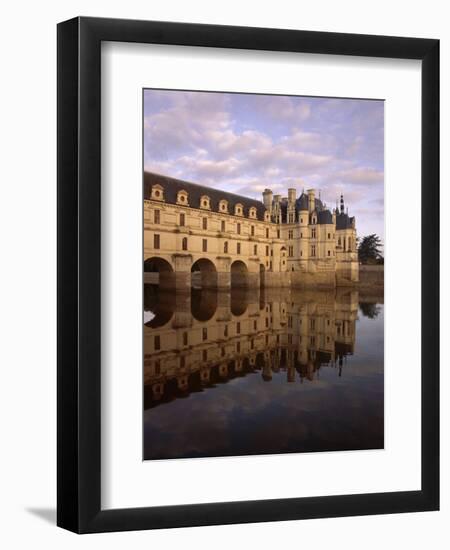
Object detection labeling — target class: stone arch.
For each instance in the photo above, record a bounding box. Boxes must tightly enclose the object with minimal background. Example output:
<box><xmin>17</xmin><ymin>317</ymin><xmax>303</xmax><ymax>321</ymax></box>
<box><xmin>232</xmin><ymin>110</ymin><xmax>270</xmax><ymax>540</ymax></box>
<box><xmin>230</xmin><ymin>260</ymin><xmax>248</xmax><ymax>288</ymax></box>
<box><xmin>191</xmin><ymin>258</ymin><xmax>218</xmax><ymax>289</ymax></box>
<box><xmin>144</xmin><ymin>256</ymin><xmax>174</xmax><ymax>289</ymax></box>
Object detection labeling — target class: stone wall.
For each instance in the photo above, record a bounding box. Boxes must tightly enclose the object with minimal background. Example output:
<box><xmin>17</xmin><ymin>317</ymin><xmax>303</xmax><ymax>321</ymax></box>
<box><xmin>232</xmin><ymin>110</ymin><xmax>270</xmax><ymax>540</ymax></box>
<box><xmin>358</xmin><ymin>265</ymin><xmax>384</xmax><ymax>290</ymax></box>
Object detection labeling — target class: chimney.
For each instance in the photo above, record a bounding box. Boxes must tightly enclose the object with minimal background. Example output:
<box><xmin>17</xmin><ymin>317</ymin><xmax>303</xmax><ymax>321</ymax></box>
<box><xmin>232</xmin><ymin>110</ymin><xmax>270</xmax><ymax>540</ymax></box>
<box><xmin>262</xmin><ymin>188</ymin><xmax>273</xmax><ymax>213</ymax></box>
<box><xmin>288</xmin><ymin>188</ymin><xmax>296</xmax><ymax>204</ymax></box>
<box><xmin>307</xmin><ymin>189</ymin><xmax>315</xmax><ymax>212</ymax></box>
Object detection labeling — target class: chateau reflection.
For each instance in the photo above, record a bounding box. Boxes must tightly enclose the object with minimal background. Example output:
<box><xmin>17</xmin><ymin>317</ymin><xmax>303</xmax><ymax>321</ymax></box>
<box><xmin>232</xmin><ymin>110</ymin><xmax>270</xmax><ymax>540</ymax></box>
<box><xmin>144</xmin><ymin>286</ymin><xmax>361</xmax><ymax>410</ymax></box>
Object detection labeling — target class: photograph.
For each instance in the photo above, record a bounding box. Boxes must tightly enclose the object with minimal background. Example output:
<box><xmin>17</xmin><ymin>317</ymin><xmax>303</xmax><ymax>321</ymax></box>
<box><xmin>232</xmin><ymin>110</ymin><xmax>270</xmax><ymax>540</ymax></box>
<box><xmin>143</xmin><ymin>89</ymin><xmax>385</xmax><ymax>460</ymax></box>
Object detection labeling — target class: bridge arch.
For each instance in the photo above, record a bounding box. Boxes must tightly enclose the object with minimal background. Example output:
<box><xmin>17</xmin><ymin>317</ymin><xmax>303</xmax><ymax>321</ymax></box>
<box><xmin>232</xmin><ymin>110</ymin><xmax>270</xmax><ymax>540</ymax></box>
<box><xmin>144</xmin><ymin>256</ymin><xmax>174</xmax><ymax>289</ymax></box>
<box><xmin>230</xmin><ymin>260</ymin><xmax>248</xmax><ymax>288</ymax></box>
<box><xmin>191</xmin><ymin>258</ymin><xmax>218</xmax><ymax>289</ymax></box>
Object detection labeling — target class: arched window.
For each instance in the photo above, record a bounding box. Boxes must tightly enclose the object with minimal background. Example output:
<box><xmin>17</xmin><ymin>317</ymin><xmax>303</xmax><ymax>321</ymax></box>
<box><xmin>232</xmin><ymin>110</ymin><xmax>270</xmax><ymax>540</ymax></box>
<box><xmin>219</xmin><ymin>200</ymin><xmax>228</xmax><ymax>213</ymax></box>
<box><xmin>177</xmin><ymin>190</ymin><xmax>189</xmax><ymax>205</ymax></box>
<box><xmin>182</xmin><ymin>237</ymin><xmax>188</xmax><ymax>251</ymax></box>
<box><xmin>200</xmin><ymin>195</ymin><xmax>211</xmax><ymax>209</ymax></box>
<box><xmin>249</xmin><ymin>207</ymin><xmax>257</xmax><ymax>219</ymax></box>
<box><xmin>224</xmin><ymin>241</ymin><xmax>228</xmax><ymax>253</ymax></box>
<box><xmin>151</xmin><ymin>184</ymin><xmax>164</xmax><ymax>201</ymax></box>
<box><xmin>235</xmin><ymin>203</ymin><xmax>243</xmax><ymax>216</ymax></box>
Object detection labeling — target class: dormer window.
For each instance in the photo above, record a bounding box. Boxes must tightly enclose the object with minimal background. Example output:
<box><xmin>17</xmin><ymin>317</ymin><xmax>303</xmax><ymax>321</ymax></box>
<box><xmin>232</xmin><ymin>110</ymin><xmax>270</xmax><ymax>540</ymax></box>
<box><xmin>264</xmin><ymin>211</ymin><xmax>271</xmax><ymax>222</ymax></box>
<box><xmin>312</xmin><ymin>215</ymin><xmax>317</xmax><ymax>224</ymax></box>
<box><xmin>249</xmin><ymin>207</ymin><xmax>257</xmax><ymax>219</ymax></box>
<box><xmin>177</xmin><ymin>190</ymin><xmax>189</xmax><ymax>205</ymax></box>
<box><xmin>151</xmin><ymin>184</ymin><xmax>164</xmax><ymax>201</ymax></box>
<box><xmin>235</xmin><ymin>203</ymin><xmax>244</xmax><ymax>216</ymax></box>
<box><xmin>219</xmin><ymin>200</ymin><xmax>228</xmax><ymax>213</ymax></box>
<box><xmin>200</xmin><ymin>195</ymin><xmax>211</xmax><ymax>210</ymax></box>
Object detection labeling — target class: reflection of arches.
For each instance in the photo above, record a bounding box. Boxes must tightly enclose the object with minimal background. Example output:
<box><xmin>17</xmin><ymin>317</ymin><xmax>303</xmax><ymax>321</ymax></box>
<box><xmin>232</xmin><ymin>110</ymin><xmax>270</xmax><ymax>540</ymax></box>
<box><xmin>230</xmin><ymin>287</ymin><xmax>248</xmax><ymax>317</ymax></box>
<box><xmin>231</xmin><ymin>260</ymin><xmax>248</xmax><ymax>287</ymax></box>
<box><xmin>143</xmin><ymin>285</ymin><xmax>175</xmax><ymax>327</ymax></box>
<box><xmin>144</xmin><ymin>257</ymin><xmax>174</xmax><ymax>289</ymax></box>
<box><xmin>191</xmin><ymin>289</ymin><xmax>217</xmax><ymax>322</ymax></box>
<box><xmin>191</xmin><ymin>258</ymin><xmax>218</xmax><ymax>289</ymax></box>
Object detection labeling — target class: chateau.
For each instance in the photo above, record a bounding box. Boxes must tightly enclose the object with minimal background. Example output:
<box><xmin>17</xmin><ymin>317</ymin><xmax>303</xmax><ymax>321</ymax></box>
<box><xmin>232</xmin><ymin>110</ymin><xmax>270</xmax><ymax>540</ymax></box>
<box><xmin>144</xmin><ymin>172</ymin><xmax>358</xmax><ymax>290</ymax></box>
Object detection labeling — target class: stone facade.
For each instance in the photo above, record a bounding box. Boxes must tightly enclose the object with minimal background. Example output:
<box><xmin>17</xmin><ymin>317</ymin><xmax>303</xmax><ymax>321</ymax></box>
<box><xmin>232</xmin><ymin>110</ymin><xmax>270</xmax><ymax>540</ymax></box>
<box><xmin>144</xmin><ymin>172</ymin><xmax>359</xmax><ymax>290</ymax></box>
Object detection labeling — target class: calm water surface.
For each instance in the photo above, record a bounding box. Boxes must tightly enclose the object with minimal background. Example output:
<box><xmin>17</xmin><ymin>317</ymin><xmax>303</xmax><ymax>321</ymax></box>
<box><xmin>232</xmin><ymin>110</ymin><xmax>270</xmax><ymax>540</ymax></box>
<box><xmin>143</xmin><ymin>287</ymin><xmax>384</xmax><ymax>460</ymax></box>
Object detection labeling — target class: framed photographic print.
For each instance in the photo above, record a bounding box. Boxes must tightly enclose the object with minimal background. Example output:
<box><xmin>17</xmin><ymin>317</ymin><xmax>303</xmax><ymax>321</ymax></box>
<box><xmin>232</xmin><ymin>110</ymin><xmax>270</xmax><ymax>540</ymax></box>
<box><xmin>57</xmin><ymin>17</ymin><xmax>439</xmax><ymax>533</ymax></box>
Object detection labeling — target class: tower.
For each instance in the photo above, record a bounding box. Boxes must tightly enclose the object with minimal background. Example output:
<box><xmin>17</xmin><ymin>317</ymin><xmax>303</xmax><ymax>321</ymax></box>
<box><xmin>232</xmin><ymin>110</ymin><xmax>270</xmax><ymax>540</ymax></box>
<box><xmin>287</xmin><ymin>188</ymin><xmax>296</xmax><ymax>223</ymax></box>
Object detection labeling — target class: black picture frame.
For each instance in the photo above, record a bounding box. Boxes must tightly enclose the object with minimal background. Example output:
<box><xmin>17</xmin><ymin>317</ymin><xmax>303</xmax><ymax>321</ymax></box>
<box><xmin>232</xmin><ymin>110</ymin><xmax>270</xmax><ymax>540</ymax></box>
<box><xmin>57</xmin><ymin>16</ymin><xmax>439</xmax><ymax>533</ymax></box>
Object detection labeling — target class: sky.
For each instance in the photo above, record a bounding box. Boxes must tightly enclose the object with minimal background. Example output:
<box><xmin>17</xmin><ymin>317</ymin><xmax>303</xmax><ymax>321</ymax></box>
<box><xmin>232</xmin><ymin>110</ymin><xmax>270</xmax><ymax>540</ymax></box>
<box><xmin>143</xmin><ymin>89</ymin><xmax>384</xmax><ymax>241</ymax></box>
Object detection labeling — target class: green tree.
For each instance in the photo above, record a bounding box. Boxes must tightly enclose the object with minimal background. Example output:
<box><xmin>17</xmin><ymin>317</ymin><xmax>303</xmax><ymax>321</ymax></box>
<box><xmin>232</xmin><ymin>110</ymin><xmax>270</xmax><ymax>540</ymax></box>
<box><xmin>358</xmin><ymin>234</ymin><xmax>383</xmax><ymax>264</ymax></box>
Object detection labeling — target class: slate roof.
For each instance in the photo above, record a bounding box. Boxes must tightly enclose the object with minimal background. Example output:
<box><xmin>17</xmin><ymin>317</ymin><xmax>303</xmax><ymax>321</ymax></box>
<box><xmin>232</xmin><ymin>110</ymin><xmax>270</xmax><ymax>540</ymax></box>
<box><xmin>317</xmin><ymin>210</ymin><xmax>333</xmax><ymax>224</ymax></box>
<box><xmin>144</xmin><ymin>172</ymin><xmax>267</xmax><ymax>221</ymax></box>
<box><xmin>295</xmin><ymin>193</ymin><xmax>324</xmax><ymax>212</ymax></box>
<box><xmin>336</xmin><ymin>212</ymin><xmax>355</xmax><ymax>230</ymax></box>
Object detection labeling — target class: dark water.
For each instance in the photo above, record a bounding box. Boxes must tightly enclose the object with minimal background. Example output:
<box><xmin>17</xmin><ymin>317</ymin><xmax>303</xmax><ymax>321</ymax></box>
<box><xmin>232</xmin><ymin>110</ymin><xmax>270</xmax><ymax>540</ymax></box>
<box><xmin>143</xmin><ymin>286</ymin><xmax>384</xmax><ymax>460</ymax></box>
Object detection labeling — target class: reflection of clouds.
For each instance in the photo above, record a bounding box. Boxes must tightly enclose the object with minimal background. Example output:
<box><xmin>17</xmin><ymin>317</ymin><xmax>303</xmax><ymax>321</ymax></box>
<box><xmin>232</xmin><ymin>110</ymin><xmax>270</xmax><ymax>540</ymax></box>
<box><xmin>144</xmin><ymin>343</ymin><xmax>384</xmax><ymax>459</ymax></box>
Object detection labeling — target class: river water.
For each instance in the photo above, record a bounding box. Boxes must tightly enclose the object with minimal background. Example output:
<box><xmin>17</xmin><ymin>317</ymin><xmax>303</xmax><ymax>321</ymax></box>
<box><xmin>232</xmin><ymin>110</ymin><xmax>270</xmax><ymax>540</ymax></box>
<box><xmin>143</xmin><ymin>286</ymin><xmax>384</xmax><ymax>460</ymax></box>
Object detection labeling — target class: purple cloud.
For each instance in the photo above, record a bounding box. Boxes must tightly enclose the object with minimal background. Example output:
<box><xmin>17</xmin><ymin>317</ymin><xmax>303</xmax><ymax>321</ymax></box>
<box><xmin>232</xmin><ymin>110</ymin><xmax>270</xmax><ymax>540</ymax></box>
<box><xmin>143</xmin><ymin>90</ymin><xmax>384</xmax><ymax>240</ymax></box>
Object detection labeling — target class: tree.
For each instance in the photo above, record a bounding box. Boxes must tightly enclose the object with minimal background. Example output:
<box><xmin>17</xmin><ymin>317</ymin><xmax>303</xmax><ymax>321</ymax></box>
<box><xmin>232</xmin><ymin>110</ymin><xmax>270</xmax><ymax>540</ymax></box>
<box><xmin>358</xmin><ymin>234</ymin><xmax>383</xmax><ymax>264</ymax></box>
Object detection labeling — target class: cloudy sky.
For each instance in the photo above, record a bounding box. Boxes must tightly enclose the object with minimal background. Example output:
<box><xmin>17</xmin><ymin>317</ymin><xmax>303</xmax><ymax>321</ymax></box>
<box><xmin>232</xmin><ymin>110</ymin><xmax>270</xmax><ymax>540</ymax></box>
<box><xmin>143</xmin><ymin>89</ymin><xmax>384</xmax><ymax>240</ymax></box>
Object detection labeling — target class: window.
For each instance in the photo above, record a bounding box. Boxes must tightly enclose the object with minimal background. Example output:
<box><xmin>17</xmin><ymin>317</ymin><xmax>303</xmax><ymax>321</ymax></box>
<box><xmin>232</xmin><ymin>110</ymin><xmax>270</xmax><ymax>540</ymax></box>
<box><xmin>300</xmin><ymin>232</ymin><xmax>303</xmax><ymax>238</ymax></box>
<box><xmin>327</xmin><ymin>250</ymin><xmax>331</xmax><ymax>256</ymax></box>
<box><xmin>254</xmin><ymin>320</ymin><xmax>257</xmax><ymax>330</ymax></box>
<box><xmin>224</xmin><ymin>241</ymin><xmax>228</xmax><ymax>253</ymax></box>
<box><xmin>237</xmin><ymin>322</ymin><xmax>241</xmax><ymax>334</ymax></box>
<box><xmin>237</xmin><ymin>223</ymin><xmax>241</xmax><ymax>234</ymax></box>
<box><xmin>288</xmin><ymin>229</ymin><xmax>293</xmax><ymax>239</ymax></box>
<box><xmin>288</xmin><ymin>246</ymin><xmax>293</xmax><ymax>257</ymax></box>
<box><xmin>182</xmin><ymin>237</ymin><xmax>188</xmax><ymax>251</ymax></box>
<box><xmin>236</xmin><ymin>342</ymin><xmax>241</xmax><ymax>353</ymax></box>
<box><xmin>251</xmin><ymin>225</ymin><xmax>255</xmax><ymax>236</ymax></box>
<box><xmin>202</xmin><ymin>239</ymin><xmax>207</xmax><ymax>252</ymax></box>
<box><xmin>202</xmin><ymin>218</ymin><xmax>207</xmax><ymax>230</ymax></box>
<box><xmin>154</xmin><ymin>210</ymin><xmax>160</xmax><ymax>224</ymax></box>
<box><xmin>183</xmin><ymin>332</ymin><xmax>188</xmax><ymax>346</ymax></box>
<box><xmin>154</xmin><ymin>234</ymin><xmax>160</xmax><ymax>249</ymax></box>
<box><xmin>311</xmin><ymin>245</ymin><xmax>316</xmax><ymax>257</ymax></box>
<box><xmin>277</xmin><ymin>229</ymin><xmax>280</xmax><ymax>239</ymax></box>
<box><xmin>224</xmin><ymin>325</ymin><xmax>228</xmax><ymax>337</ymax></box>
<box><xmin>254</xmin><ymin>244</ymin><xmax>257</xmax><ymax>255</ymax></box>
<box><xmin>266</xmin><ymin>228</ymin><xmax>269</xmax><ymax>239</ymax></box>
<box><xmin>328</xmin><ymin>233</ymin><xmax>331</xmax><ymax>239</ymax></box>
<box><xmin>311</xmin><ymin>228</ymin><xmax>316</xmax><ymax>239</ymax></box>
<box><xmin>221</xmin><ymin>220</ymin><xmax>226</xmax><ymax>232</ymax></box>
<box><xmin>202</xmin><ymin>328</ymin><xmax>208</xmax><ymax>341</ymax></box>
<box><xmin>179</xmin><ymin>213</ymin><xmax>185</xmax><ymax>226</ymax></box>
<box><xmin>237</xmin><ymin>242</ymin><xmax>241</xmax><ymax>254</ymax></box>
<box><xmin>300</xmin><ymin>218</ymin><xmax>303</xmax><ymax>224</ymax></box>
<box><xmin>202</xmin><ymin>350</ymin><xmax>208</xmax><ymax>362</ymax></box>
<box><xmin>219</xmin><ymin>200</ymin><xmax>228</xmax><ymax>212</ymax></box>
<box><xmin>154</xmin><ymin>335</ymin><xmax>160</xmax><ymax>350</ymax></box>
